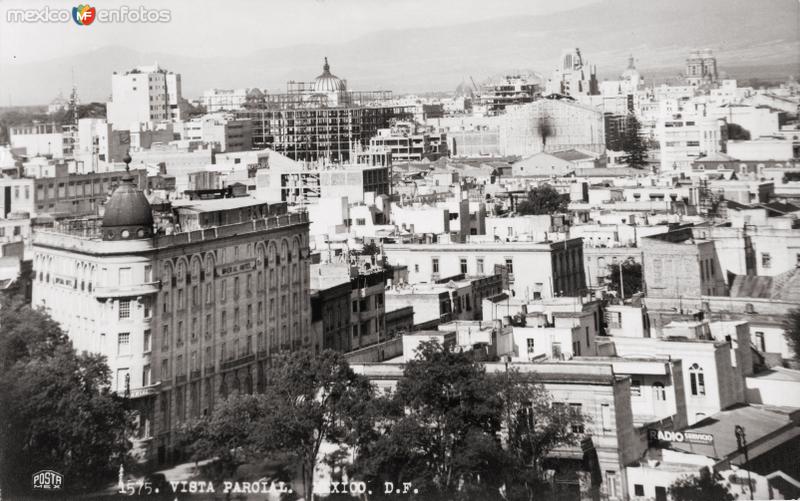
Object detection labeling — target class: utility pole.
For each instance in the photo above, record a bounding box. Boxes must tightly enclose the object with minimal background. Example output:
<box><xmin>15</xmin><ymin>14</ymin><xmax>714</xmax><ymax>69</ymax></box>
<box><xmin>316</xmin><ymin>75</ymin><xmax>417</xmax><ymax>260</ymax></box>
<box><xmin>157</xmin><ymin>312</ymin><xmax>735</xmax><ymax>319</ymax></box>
<box><xmin>735</xmin><ymin>425</ymin><xmax>754</xmax><ymax>500</ymax></box>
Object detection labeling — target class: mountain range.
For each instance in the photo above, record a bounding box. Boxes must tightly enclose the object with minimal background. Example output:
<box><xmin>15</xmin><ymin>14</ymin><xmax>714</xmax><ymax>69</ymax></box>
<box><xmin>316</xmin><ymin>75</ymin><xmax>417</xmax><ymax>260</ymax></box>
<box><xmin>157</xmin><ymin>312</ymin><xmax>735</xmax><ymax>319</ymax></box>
<box><xmin>1</xmin><ymin>0</ymin><xmax>798</xmax><ymax>105</ymax></box>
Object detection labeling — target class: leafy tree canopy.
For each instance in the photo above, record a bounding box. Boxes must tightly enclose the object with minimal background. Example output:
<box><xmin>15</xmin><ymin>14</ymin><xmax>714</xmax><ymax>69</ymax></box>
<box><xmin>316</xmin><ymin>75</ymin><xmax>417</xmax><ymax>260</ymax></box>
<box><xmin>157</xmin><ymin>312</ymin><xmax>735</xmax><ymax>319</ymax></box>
<box><xmin>516</xmin><ymin>184</ymin><xmax>568</xmax><ymax>216</ymax></box>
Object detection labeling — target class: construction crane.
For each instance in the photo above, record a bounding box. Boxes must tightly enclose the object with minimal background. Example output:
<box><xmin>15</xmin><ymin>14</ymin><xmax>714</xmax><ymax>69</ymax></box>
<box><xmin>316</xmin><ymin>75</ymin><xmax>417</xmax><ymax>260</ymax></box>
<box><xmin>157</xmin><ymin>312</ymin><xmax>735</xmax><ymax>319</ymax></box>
<box><xmin>469</xmin><ymin>76</ymin><xmax>479</xmax><ymax>93</ymax></box>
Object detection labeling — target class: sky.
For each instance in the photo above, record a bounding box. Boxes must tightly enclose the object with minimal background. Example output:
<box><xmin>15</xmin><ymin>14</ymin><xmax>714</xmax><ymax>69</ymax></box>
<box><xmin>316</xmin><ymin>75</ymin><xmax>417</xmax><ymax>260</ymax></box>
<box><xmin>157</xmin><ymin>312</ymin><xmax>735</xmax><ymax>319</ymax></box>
<box><xmin>0</xmin><ymin>0</ymin><xmax>598</xmax><ymax>64</ymax></box>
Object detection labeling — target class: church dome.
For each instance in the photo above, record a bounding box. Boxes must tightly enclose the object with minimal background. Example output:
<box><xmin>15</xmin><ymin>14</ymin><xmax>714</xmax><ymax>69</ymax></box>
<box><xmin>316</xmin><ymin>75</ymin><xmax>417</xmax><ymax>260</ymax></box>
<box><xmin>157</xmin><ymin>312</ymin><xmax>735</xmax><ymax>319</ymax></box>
<box><xmin>313</xmin><ymin>57</ymin><xmax>346</xmax><ymax>93</ymax></box>
<box><xmin>102</xmin><ymin>155</ymin><xmax>154</xmax><ymax>241</ymax></box>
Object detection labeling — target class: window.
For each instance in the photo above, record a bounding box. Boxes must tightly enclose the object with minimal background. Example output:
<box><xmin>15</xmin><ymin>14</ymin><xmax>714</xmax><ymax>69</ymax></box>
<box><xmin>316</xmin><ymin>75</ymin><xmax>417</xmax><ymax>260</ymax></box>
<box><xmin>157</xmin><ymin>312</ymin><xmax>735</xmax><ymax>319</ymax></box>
<box><xmin>755</xmin><ymin>331</ymin><xmax>765</xmax><ymax>352</ymax></box>
<box><xmin>631</xmin><ymin>379</ymin><xmax>641</xmax><ymax>397</ymax></box>
<box><xmin>572</xmin><ymin>341</ymin><xmax>581</xmax><ymax>356</ymax></box>
<box><xmin>144</xmin><ymin>298</ymin><xmax>151</xmax><ymax>319</ymax></box>
<box><xmin>163</xmin><ymin>292</ymin><xmax>170</xmax><ymax>313</ymax></box>
<box><xmin>352</xmin><ymin>300</ymin><xmax>358</xmax><ymax>313</ymax></box>
<box><xmin>569</xmin><ymin>403</ymin><xmax>584</xmax><ymax>433</ymax></box>
<box><xmin>762</xmin><ymin>252</ymin><xmax>772</xmax><ymax>269</ymax></box>
<box><xmin>689</xmin><ymin>363</ymin><xmax>705</xmax><ymax>396</ymax></box>
<box><xmin>505</xmin><ymin>258</ymin><xmax>514</xmax><ymax>274</ymax></box>
<box><xmin>476</xmin><ymin>258</ymin><xmax>484</xmax><ymax>275</ymax></box>
<box><xmin>432</xmin><ymin>258</ymin><xmax>439</xmax><ymax>274</ymax></box>
<box><xmin>601</xmin><ymin>403</ymin><xmax>612</xmax><ymax>431</ymax></box>
<box><xmin>161</xmin><ymin>359</ymin><xmax>169</xmax><ymax>380</ymax></box>
<box><xmin>634</xmin><ymin>484</ymin><xmax>644</xmax><ymax>497</ymax></box>
<box><xmin>653</xmin><ymin>382</ymin><xmax>666</xmax><ymax>401</ymax></box>
<box><xmin>118</xmin><ymin>332</ymin><xmax>130</xmax><ymax>355</ymax></box>
<box><xmin>526</xmin><ymin>338</ymin><xmax>535</xmax><ymax>354</ymax></box>
<box><xmin>142</xmin><ymin>365</ymin><xmax>151</xmax><ymax>387</ymax></box>
<box><xmin>119</xmin><ymin>267</ymin><xmax>132</xmax><ymax>285</ymax></box>
<box><xmin>143</xmin><ymin>329</ymin><xmax>152</xmax><ymax>353</ymax></box>
<box><xmin>606</xmin><ymin>471</ymin><xmax>618</xmax><ymax>499</ymax></box>
<box><xmin>460</xmin><ymin>258</ymin><xmax>467</xmax><ymax>274</ymax></box>
<box><xmin>119</xmin><ymin>299</ymin><xmax>131</xmax><ymax>319</ymax></box>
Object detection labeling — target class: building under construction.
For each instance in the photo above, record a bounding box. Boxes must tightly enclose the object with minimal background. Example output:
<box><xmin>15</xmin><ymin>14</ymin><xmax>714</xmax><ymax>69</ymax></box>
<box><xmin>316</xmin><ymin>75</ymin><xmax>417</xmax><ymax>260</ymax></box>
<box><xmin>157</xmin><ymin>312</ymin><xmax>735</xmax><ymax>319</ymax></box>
<box><xmin>236</xmin><ymin>58</ymin><xmax>413</xmax><ymax>162</ymax></box>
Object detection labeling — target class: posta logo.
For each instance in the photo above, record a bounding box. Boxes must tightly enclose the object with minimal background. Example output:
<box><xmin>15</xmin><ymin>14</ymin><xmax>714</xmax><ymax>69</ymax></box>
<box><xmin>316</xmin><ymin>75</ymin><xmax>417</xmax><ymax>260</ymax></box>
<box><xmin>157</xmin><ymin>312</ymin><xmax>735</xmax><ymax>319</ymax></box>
<box><xmin>72</xmin><ymin>4</ymin><xmax>96</xmax><ymax>25</ymax></box>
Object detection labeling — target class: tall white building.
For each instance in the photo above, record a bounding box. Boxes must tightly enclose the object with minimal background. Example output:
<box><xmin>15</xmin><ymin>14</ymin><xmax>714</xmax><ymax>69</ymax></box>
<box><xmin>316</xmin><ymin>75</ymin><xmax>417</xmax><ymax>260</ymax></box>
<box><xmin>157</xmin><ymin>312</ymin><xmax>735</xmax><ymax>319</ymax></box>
<box><xmin>107</xmin><ymin>64</ymin><xmax>182</xmax><ymax>131</ymax></box>
<box><xmin>545</xmin><ymin>48</ymin><xmax>599</xmax><ymax>97</ymax></box>
<box><xmin>656</xmin><ymin>100</ymin><xmax>726</xmax><ymax>172</ymax></box>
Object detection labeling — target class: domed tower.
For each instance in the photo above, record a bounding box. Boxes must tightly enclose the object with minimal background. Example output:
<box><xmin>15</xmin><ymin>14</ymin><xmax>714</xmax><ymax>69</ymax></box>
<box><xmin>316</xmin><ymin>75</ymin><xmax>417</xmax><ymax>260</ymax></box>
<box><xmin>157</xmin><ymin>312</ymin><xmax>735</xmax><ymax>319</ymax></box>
<box><xmin>312</xmin><ymin>57</ymin><xmax>348</xmax><ymax>106</ymax></box>
<box><xmin>314</xmin><ymin>57</ymin><xmax>347</xmax><ymax>93</ymax></box>
<box><xmin>102</xmin><ymin>153</ymin><xmax>154</xmax><ymax>241</ymax></box>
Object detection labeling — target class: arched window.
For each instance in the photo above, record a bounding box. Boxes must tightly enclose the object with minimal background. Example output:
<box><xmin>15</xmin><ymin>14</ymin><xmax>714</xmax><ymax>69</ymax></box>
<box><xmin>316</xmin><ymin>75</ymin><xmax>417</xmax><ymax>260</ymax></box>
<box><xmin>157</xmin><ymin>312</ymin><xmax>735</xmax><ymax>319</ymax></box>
<box><xmin>652</xmin><ymin>382</ymin><xmax>666</xmax><ymax>401</ymax></box>
<box><xmin>689</xmin><ymin>364</ymin><xmax>705</xmax><ymax>396</ymax></box>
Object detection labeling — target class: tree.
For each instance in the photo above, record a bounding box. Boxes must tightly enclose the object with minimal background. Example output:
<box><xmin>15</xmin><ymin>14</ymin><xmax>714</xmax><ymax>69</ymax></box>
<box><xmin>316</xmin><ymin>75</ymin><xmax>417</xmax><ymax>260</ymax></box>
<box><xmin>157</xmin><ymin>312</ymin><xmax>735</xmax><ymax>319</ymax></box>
<box><xmin>180</xmin><ymin>350</ymin><xmax>374</xmax><ymax>501</ymax></box>
<box><xmin>177</xmin><ymin>394</ymin><xmax>270</xmax><ymax>490</ymax></box>
<box><xmin>669</xmin><ymin>467</ymin><xmax>735</xmax><ymax>501</ymax></box>
<box><xmin>358</xmin><ymin>241</ymin><xmax>380</xmax><ymax>256</ymax></box>
<box><xmin>607</xmin><ymin>260</ymin><xmax>643</xmax><ymax>299</ymax></box>
<box><xmin>621</xmin><ymin>114</ymin><xmax>649</xmax><ymax>169</ymax></box>
<box><xmin>493</xmin><ymin>370</ymin><xmax>587</xmax><ymax>501</ymax></box>
<box><xmin>516</xmin><ymin>184</ymin><xmax>567</xmax><ymax>216</ymax></box>
<box><xmin>256</xmin><ymin>350</ymin><xmax>375</xmax><ymax>501</ymax></box>
<box><xmin>0</xmin><ymin>295</ymin><xmax>131</xmax><ymax>494</ymax></box>
<box><xmin>783</xmin><ymin>307</ymin><xmax>800</xmax><ymax>362</ymax></box>
<box><xmin>353</xmin><ymin>341</ymin><xmax>586</xmax><ymax>501</ymax></box>
<box><xmin>353</xmin><ymin>341</ymin><xmax>506</xmax><ymax>500</ymax></box>
<box><xmin>727</xmin><ymin>123</ymin><xmax>751</xmax><ymax>141</ymax></box>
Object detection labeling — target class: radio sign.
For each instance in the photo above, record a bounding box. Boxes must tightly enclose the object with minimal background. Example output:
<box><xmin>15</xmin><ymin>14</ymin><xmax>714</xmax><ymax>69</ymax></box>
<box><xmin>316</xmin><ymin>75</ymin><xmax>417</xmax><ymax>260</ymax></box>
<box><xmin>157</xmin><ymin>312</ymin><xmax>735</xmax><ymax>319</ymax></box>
<box><xmin>648</xmin><ymin>429</ymin><xmax>714</xmax><ymax>445</ymax></box>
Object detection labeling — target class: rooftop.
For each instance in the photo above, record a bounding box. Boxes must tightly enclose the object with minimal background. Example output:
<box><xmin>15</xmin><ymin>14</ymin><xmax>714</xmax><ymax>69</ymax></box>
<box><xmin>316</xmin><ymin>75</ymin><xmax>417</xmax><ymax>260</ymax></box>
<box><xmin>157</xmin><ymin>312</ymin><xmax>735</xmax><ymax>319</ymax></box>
<box><xmin>671</xmin><ymin>405</ymin><xmax>800</xmax><ymax>461</ymax></box>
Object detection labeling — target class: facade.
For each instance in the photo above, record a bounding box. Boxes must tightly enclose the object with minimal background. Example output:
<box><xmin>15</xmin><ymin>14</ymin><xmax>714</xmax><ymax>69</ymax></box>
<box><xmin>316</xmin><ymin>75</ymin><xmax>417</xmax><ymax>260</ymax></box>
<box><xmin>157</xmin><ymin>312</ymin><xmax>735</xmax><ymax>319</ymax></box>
<box><xmin>641</xmin><ymin>227</ymin><xmax>727</xmax><ymax>298</ymax></box>
<box><xmin>75</xmin><ymin>118</ymin><xmax>130</xmax><ymax>173</ymax></box>
<box><xmin>349</xmin><ymin>267</ymin><xmax>388</xmax><ymax>349</ymax></box>
<box><xmin>384</xmin><ymin>238</ymin><xmax>586</xmax><ymax>300</ymax></box>
<box><xmin>179</xmin><ymin>114</ymin><xmax>253</xmax><ymax>152</ymax></box>
<box><xmin>385</xmin><ymin>273</ymin><xmax>503</xmax><ymax>327</ymax></box>
<box><xmin>31</xmin><ymin>171</ymin><xmax>311</xmax><ymax>462</ymax></box>
<box><xmin>685</xmin><ymin>49</ymin><xmax>718</xmax><ymax>87</ymax></box>
<box><xmin>256</xmin><ymin>162</ymin><xmax>390</xmax><ymax>205</ymax></box>
<box><xmin>9</xmin><ymin>123</ymin><xmax>66</xmax><ymax>159</ymax></box>
<box><xmin>201</xmin><ymin>88</ymin><xmax>263</xmax><ymax>113</ymax></box>
<box><xmin>235</xmin><ymin>59</ymin><xmax>412</xmax><ymax>162</ymax></box>
<box><xmin>477</xmin><ymin>75</ymin><xmax>539</xmax><ymax>114</ymax></box>
<box><xmin>34</xmin><ymin>168</ymin><xmax>147</xmax><ymax>216</ymax></box>
<box><xmin>499</xmin><ymin>98</ymin><xmax>606</xmax><ymax>157</ymax></box>
<box><xmin>107</xmin><ymin>64</ymin><xmax>182</xmax><ymax>130</ymax></box>
<box><xmin>599</xmin><ymin>327</ymin><xmax>750</xmax><ymax>425</ymax></box>
<box><xmin>545</xmin><ymin>48</ymin><xmax>600</xmax><ymax>97</ymax></box>
<box><xmin>0</xmin><ymin>177</ymin><xmax>35</xmax><ymax>217</ymax></box>
<box><xmin>310</xmin><ymin>281</ymin><xmax>352</xmax><ymax>353</ymax></box>
<box><xmin>656</xmin><ymin>109</ymin><xmax>726</xmax><ymax>172</ymax></box>
<box><xmin>369</xmin><ymin>122</ymin><xmax>448</xmax><ymax>162</ymax></box>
